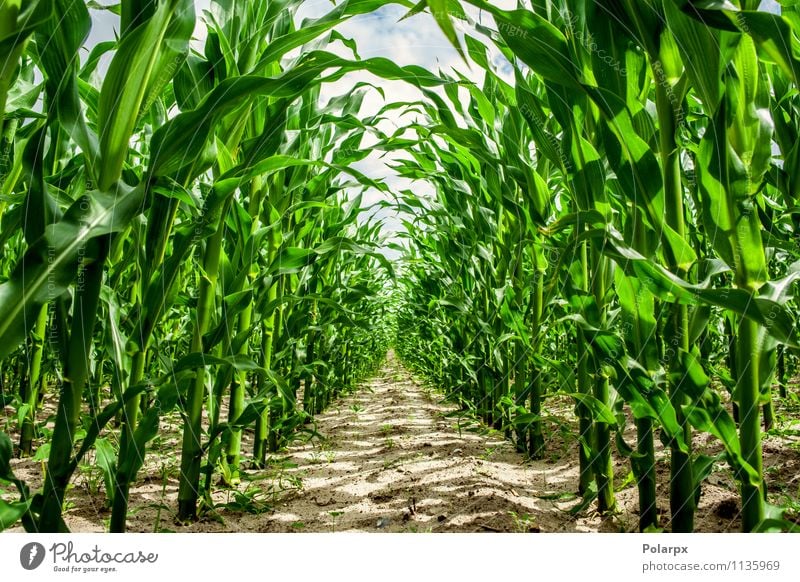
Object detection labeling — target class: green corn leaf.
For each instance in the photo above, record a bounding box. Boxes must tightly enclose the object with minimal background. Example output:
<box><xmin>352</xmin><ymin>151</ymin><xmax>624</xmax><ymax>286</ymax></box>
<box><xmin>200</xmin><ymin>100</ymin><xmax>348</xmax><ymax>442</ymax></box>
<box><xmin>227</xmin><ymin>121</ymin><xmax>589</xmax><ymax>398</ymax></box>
<box><xmin>696</xmin><ymin>99</ymin><xmax>768</xmax><ymax>290</ymax></box>
<box><xmin>35</xmin><ymin>0</ymin><xmax>98</xmax><ymax>173</ymax></box>
<box><xmin>98</xmin><ymin>0</ymin><xmax>193</xmax><ymax>189</ymax></box>
<box><xmin>0</xmin><ymin>499</ymin><xmax>30</xmax><ymax>531</ymax></box>
<box><xmin>94</xmin><ymin>438</ymin><xmax>117</xmax><ymax>506</ymax></box>
<box><xmin>567</xmin><ymin>393</ymin><xmax>617</xmax><ymax>425</ymax></box>
<box><xmin>583</xmin><ymin>228</ymin><xmax>798</xmax><ymax>347</ymax></box>
<box><xmin>0</xmin><ymin>182</ymin><xmax>146</xmax><ymax>360</ymax></box>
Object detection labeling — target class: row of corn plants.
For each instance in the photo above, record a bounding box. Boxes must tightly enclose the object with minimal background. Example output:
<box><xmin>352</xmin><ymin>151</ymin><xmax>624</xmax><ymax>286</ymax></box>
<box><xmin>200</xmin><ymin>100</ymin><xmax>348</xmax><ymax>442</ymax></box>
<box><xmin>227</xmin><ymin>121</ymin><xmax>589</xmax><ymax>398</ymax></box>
<box><xmin>394</xmin><ymin>0</ymin><xmax>800</xmax><ymax>532</ymax></box>
<box><xmin>3</xmin><ymin>0</ymin><xmax>800</xmax><ymax>535</ymax></box>
<box><xmin>0</xmin><ymin>0</ymin><xmax>442</xmax><ymax>532</ymax></box>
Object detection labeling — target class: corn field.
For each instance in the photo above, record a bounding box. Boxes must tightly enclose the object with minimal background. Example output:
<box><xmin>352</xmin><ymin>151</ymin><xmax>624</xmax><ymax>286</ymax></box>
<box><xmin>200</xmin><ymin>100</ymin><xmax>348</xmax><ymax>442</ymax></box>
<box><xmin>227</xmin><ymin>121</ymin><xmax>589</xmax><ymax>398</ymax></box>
<box><xmin>1</xmin><ymin>0</ymin><xmax>799</xmax><ymax>534</ymax></box>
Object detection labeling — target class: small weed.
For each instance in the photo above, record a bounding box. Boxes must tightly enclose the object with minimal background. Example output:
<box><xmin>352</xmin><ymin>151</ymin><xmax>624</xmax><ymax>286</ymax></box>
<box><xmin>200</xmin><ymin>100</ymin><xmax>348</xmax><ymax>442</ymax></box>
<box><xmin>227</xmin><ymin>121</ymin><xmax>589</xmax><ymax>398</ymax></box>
<box><xmin>311</xmin><ymin>440</ymin><xmax>336</xmax><ymax>464</ymax></box>
<box><xmin>153</xmin><ymin>463</ymin><xmax>172</xmax><ymax>532</ymax></box>
<box><xmin>77</xmin><ymin>463</ymin><xmax>104</xmax><ymax>499</ymax></box>
<box><xmin>509</xmin><ymin>511</ymin><xmax>538</xmax><ymax>533</ymax></box>
<box><xmin>481</xmin><ymin>446</ymin><xmax>499</xmax><ymax>460</ymax></box>
<box><xmin>329</xmin><ymin>510</ymin><xmax>344</xmax><ymax>532</ymax></box>
<box><xmin>217</xmin><ymin>485</ymin><xmax>272</xmax><ymax>514</ymax></box>
<box><xmin>616</xmin><ymin>470</ymin><xmax>636</xmax><ymax>491</ymax></box>
<box><xmin>382</xmin><ymin>457</ymin><xmax>401</xmax><ymax>470</ymax></box>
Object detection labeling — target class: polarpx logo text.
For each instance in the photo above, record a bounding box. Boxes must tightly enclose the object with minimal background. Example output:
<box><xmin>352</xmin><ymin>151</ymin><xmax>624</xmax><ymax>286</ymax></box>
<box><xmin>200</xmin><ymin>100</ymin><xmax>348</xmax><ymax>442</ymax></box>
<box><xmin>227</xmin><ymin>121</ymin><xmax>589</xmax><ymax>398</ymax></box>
<box><xmin>20</xmin><ymin>542</ymin><xmax>46</xmax><ymax>570</ymax></box>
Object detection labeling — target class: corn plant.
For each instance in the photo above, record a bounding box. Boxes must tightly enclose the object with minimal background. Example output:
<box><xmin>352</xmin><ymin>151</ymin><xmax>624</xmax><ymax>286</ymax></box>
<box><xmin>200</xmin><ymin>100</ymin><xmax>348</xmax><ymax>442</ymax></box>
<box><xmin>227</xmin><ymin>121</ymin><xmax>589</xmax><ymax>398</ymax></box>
<box><xmin>2</xmin><ymin>0</ymin><xmax>800</xmax><ymax>536</ymax></box>
<box><xmin>0</xmin><ymin>0</ymin><xmax>428</xmax><ymax>533</ymax></box>
<box><xmin>400</xmin><ymin>0</ymin><xmax>800</xmax><ymax>533</ymax></box>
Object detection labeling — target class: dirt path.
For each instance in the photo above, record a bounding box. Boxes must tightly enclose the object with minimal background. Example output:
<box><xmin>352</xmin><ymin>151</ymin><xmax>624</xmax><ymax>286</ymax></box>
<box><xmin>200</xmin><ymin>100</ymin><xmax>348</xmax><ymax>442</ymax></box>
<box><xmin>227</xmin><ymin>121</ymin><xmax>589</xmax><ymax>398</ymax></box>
<box><xmin>229</xmin><ymin>352</ymin><xmax>584</xmax><ymax>533</ymax></box>
<box><xmin>8</xmin><ymin>351</ymin><xmax>769</xmax><ymax>533</ymax></box>
<box><xmin>5</xmin><ymin>351</ymin><xmax>587</xmax><ymax>533</ymax></box>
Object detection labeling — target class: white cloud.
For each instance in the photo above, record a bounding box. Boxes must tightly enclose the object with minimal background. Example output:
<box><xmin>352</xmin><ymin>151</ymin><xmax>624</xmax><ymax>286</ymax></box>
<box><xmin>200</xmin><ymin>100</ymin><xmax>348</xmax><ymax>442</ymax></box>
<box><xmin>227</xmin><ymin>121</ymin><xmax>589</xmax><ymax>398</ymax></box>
<box><xmin>299</xmin><ymin>2</ymin><xmax>509</xmax><ymax>240</ymax></box>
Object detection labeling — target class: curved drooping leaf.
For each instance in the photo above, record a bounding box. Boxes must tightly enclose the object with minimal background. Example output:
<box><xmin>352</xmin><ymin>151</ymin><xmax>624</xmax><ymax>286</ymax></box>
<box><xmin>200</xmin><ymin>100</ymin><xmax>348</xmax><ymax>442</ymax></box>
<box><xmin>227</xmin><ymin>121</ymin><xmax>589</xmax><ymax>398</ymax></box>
<box><xmin>97</xmin><ymin>0</ymin><xmax>194</xmax><ymax>189</ymax></box>
<box><xmin>582</xmin><ymin>228</ymin><xmax>799</xmax><ymax>348</ymax></box>
<box><xmin>0</xmin><ymin>182</ymin><xmax>146</xmax><ymax>360</ymax></box>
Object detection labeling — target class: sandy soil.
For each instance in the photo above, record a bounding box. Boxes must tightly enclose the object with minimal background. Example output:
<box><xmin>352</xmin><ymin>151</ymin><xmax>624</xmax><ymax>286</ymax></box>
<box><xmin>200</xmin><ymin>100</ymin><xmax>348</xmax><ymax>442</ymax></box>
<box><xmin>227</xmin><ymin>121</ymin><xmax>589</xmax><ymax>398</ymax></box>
<box><xmin>3</xmin><ymin>352</ymin><xmax>800</xmax><ymax>533</ymax></box>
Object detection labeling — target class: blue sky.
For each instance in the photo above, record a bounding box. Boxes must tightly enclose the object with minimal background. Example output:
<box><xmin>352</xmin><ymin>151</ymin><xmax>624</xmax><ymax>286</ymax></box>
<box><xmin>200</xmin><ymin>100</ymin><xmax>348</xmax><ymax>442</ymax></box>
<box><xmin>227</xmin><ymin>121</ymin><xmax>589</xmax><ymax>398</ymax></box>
<box><xmin>84</xmin><ymin>0</ymin><xmax>784</xmax><ymax>242</ymax></box>
<box><xmin>292</xmin><ymin>0</ymin><xmax>783</xmax><ymax>238</ymax></box>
